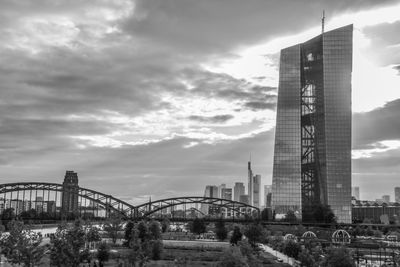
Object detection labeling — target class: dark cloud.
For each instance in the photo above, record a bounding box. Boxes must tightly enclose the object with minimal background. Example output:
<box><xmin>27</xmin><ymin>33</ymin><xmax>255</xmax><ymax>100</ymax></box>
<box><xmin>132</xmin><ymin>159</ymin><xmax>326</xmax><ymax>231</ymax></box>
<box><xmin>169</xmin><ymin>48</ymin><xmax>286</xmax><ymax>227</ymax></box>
<box><xmin>125</xmin><ymin>0</ymin><xmax>399</xmax><ymax>56</ymax></box>
<box><xmin>394</xmin><ymin>65</ymin><xmax>400</xmax><ymax>75</ymax></box>
<box><xmin>353</xmin><ymin>98</ymin><xmax>400</xmax><ymax>148</ymax></box>
<box><xmin>245</xmin><ymin>101</ymin><xmax>276</xmax><ymax>111</ymax></box>
<box><xmin>188</xmin><ymin>114</ymin><xmax>234</xmax><ymax>123</ymax></box>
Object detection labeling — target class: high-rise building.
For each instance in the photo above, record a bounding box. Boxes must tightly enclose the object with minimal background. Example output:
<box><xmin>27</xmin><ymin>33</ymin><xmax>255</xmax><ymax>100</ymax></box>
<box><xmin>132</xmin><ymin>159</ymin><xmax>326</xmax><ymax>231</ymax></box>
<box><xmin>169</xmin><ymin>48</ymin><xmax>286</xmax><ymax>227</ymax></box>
<box><xmin>264</xmin><ymin>185</ymin><xmax>272</xmax><ymax>208</ymax></box>
<box><xmin>221</xmin><ymin>188</ymin><xmax>233</xmax><ymax>200</ymax></box>
<box><xmin>271</xmin><ymin>25</ymin><xmax>353</xmax><ymax>223</ymax></box>
<box><xmin>234</xmin><ymin>182</ymin><xmax>245</xmax><ymax>202</ymax></box>
<box><xmin>382</xmin><ymin>195</ymin><xmax>391</xmax><ymax>203</ymax></box>
<box><xmin>252</xmin><ymin>174</ymin><xmax>261</xmax><ymax>208</ymax></box>
<box><xmin>201</xmin><ymin>185</ymin><xmax>219</xmax><ymax>215</ymax></box>
<box><xmin>395</xmin><ymin>187</ymin><xmax>400</xmax><ymax>203</ymax></box>
<box><xmin>248</xmin><ymin>161</ymin><xmax>253</xmax><ymax>205</ymax></box>
<box><xmin>61</xmin><ymin>170</ymin><xmax>79</xmax><ymax>215</ymax></box>
<box><xmin>218</xmin><ymin>184</ymin><xmax>226</xmax><ymax>198</ymax></box>
<box><xmin>352</xmin><ymin>187</ymin><xmax>360</xmax><ymax>200</ymax></box>
<box><xmin>239</xmin><ymin>195</ymin><xmax>250</xmax><ymax>205</ymax></box>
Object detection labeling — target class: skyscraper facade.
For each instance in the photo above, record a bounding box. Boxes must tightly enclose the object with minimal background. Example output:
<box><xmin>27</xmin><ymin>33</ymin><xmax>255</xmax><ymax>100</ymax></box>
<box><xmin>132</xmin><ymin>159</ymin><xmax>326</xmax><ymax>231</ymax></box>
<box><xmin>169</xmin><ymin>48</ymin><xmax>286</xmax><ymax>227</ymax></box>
<box><xmin>395</xmin><ymin>187</ymin><xmax>400</xmax><ymax>203</ymax></box>
<box><xmin>221</xmin><ymin>188</ymin><xmax>233</xmax><ymax>200</ymax></box>
<box><xmin>271</xmin><ymin>25</ymin><xmax>353</xmax><ymax>223</ymax></box>
<box><xmin>252</xmin><ymin>174</ymin><xmax>261</xmax><ymax>208</ymax></box>
<box><xmin>234</xmin><ymin>182</ymin><xmax>245</xmax><ymax>202</ymax></box>
<box><xmin>264</xmin><ymin>185</ymin><xmax>272</xmax><ymax>208</ymax></box>
<box><xmin>248</xmin><ymin>161</ymin><xmax>253</xmax><ymax>205</ymax></box>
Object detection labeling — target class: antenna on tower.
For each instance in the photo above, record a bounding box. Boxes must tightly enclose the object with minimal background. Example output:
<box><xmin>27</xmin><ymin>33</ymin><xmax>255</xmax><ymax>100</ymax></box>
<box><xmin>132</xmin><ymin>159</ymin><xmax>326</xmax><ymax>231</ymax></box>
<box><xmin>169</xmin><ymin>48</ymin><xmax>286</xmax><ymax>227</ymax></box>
<box><xmin>322</xmin><ymin>10</ymin><xmax>325</xmax><ymax>33</ymax></box>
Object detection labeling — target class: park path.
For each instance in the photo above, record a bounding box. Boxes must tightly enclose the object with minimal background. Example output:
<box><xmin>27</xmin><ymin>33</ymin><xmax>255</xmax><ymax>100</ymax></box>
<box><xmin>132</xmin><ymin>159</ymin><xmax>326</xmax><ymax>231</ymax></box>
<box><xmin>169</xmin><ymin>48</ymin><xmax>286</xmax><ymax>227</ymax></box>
<box><xmin>258</xmin><ymin>243</ymin><xmax>298</xmax><ymax>266</ymax></box>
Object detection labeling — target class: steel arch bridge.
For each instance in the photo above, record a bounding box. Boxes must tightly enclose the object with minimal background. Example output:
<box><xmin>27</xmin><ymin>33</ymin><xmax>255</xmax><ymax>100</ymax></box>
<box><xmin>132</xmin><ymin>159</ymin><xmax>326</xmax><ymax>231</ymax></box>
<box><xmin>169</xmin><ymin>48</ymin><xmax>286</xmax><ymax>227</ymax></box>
<box><xmin>0</xmin><ymin>182</ymin><xmax>135</xmax><ymax>219</ymax></box>
<box><xmin>135</xmin><ymin>196</ymin><xmax>260</xmax><ymax>220</ymax></box>
<box><xmin>0</xmin><ymin>182</ymin><xmax>260</xmax><ymax>221</ymax></box>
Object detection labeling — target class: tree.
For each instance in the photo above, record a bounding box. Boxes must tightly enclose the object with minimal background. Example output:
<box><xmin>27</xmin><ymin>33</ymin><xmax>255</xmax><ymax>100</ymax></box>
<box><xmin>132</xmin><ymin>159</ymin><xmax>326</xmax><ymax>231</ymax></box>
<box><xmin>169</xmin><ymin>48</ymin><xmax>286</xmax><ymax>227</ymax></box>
<box><xmin>261</xmin><ymin>208</ymin><xmax>272</xmax><ymax>221</ymax></box>
<box><xmin>50</xmin><ymin>220</ymin><xmax>86</xmax><ymax>267</ymax></box>
<box><xmin>215</xmin><ymin>220</ymin><xmax>228</xmax><ymax>241</ymax></box>
<box><xmin>161</xmin><ymin>218</ymin><xmax>170</xmax><ymax>233</ymax></box>
<box><xmin>137</xmin><ymin>220</ymin><xmax>149</xmax><ymax>242</ymax></box>
<box><xmin>283</xmin><ymin>240</ymin><xmax>301</xmax><ymax>259</ymax></box>
<box><xmin>86</xmin><ymin>225</ymin><xmax>101</xmax><ymax>249</ymax></box>
<box><xmin>1</xmin><ymin>208</ymin><xmax>16</xmax><ymax>228</ymax></box>
<box><xmin>0</xmin><ymin>220</ymin><xmax>47</xmax><ymax>267</ymax></box>
<box><xmin>298</xmin><ymin>249</ymin><xmax>316</xmax><ymax>267</ymax></box>
<box><xmin>230</xmin><ymin>225</ymin><xmax>243</xmax><ymax>245</ymax></box>
<box><xmin>97</xmin><ymin>242</ymin><xmax>110</xmax><ymax>267</ymax></box>
<box><xmin>283</xmin><ymin>210</ymin><xmax>297</xmax><ymax>222</ymax></box>
<box><xmin>320</xmin><ymin>246</ymin><xmax>355</xmax><ymax>267</ymax></box>
<box><xmin>103</xmin><ymin>213</ymin><xmax>123</xmax><ymax>244</ymax></box>
<box><xmin>244</xmin><ymin>223</ymin><xmax>264</xmax><ymax>247</ymax></box>
<box><xmin>124</xmin><ymin>221</ymin><xmax>135</xmax><ymax>246</ymax></box>
<box><xmin>148</xmin><ymin>220</ymin><xmax>161</xmax><ymax>240</ymax></box>
<box><xmin>312</xmin><ymin>204</ymin><xmax>336</xmax><ymax>223</ymax></box>
<box><xmin>191</xmin><ymin>218</ymin><xmax>206</xmax><ymax>236</ymax></box>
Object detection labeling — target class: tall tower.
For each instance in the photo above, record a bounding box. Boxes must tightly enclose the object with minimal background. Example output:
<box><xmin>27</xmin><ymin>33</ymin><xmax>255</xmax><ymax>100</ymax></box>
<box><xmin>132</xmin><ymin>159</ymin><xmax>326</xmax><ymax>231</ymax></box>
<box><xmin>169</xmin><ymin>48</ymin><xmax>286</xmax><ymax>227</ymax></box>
<box><xmin>248</xmin><ymin>161</ymin><xmax>253</xmax><ymax>206</ymax></box>
<box><xmin>61</xmin><ymin>171</ymin><xmax>79</xmax><ymax>215</ymax></box>
<box><xmin>271</xmin><ymin>25</ymin><xmax>353</xmax><ymax>223</ymax></box>
<box><xmin>252</xmin><ymin>174</ymin><xmax>261</xmax><ymax>208</ymax></box>
<box><xmin>234</xmin><ymin>182</ymin><xmax>245</xmax><ymax>202</ymax></box>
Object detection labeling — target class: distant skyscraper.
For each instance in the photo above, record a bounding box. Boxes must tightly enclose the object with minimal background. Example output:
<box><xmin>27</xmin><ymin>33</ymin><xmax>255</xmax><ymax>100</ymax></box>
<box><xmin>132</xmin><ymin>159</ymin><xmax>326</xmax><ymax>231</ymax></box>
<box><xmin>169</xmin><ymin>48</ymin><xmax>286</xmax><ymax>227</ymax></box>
<box><xmin>201</xmin><ymin>185</ymin><xmax>219</xmax><ymax>215</ymax></box>
<box><xmin>218</xmin><ymin>184</ymin><xmax>226</xmax><ymax>198</ymax></box>
<box><xmin>248</xmin><ymin>161</ymin><xmax>253</xmax><ymax>204</ymax></box>
<box><xmin>239</xmin><ymin>195</ymin><xmax>250</xmax><ymax>205</ymax></box>
<box><xmin>264</xmin><ymin>185</ymin><xmax>272</xmax><ymax>208</ymax></box>
<box><xmin>352</xmin><ymin>187</ymin><xmax>360</xmax><ymax>200</ymax></box>
<box><xmin>234</xmin><ymin>182</ymin><xmax>245</xmax><ymax>202</ymax></box>
<box><xmin>395</xmin><ymin>187</ymin><xmax>400</xmax><ymax>203</ymax></box>
<box><xmin>252</xmin><ymin>174</ymin><xmax>261</xmax><ymax>208</ymax></box>
<box><xmin>271</xmin><ymin>25</ymin><xmax>353</xmax><ymax>223</ymax></box>
<box><xmin>382</xmin><ymin>195</ymin><xmax>391</xmax><ymax>203</ymax></box>
<box><xmin>221</xmin><ymin>188</ymin><xmax>233</xmax><ymax>200</ymax></box>
<box><xmin>61</xmin><ymin>170</ymin><xmax>79</xmax><ymax>215</ymax></box>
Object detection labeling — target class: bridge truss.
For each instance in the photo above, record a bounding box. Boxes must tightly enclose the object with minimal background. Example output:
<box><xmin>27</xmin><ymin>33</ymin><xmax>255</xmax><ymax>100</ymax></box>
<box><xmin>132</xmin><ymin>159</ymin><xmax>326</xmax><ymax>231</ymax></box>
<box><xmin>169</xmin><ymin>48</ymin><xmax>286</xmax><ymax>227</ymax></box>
<box><xmin>0</xmin><ymin>183</ymin><xmax>260</xmax><ymax>221</ymax></box>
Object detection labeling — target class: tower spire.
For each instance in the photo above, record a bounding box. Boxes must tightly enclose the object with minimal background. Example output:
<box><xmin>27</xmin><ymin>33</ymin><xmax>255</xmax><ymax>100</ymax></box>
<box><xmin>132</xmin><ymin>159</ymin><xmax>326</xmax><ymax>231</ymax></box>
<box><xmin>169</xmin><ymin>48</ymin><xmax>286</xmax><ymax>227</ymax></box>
<box><xmin>322</xmin><ymin>10</ymin><xmax>325</xmax><ymax>33</ymax></box>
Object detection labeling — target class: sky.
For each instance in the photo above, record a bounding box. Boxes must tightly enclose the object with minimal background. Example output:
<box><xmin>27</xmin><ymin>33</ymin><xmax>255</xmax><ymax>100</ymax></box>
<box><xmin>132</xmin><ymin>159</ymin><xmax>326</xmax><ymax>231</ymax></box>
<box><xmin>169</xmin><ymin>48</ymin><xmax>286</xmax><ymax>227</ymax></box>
<box><xmin>1</xmin><ymin>0</ymin><xmax>400</xmax><ymax>205</ymax></box>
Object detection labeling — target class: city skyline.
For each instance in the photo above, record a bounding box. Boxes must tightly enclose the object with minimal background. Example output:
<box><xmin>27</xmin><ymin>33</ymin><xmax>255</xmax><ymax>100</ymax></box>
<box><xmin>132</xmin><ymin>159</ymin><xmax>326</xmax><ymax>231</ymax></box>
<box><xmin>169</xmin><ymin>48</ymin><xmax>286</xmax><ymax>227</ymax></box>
<box><xmin>0</xmin><ymin>1</ymin><xmax>400</xmax><ymax>205</ymax></box>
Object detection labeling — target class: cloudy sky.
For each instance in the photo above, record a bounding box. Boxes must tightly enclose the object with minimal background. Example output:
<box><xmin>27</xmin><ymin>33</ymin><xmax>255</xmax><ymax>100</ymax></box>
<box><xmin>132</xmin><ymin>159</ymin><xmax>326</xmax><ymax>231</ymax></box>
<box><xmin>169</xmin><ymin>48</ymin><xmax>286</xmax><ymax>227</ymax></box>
<box><xmin>1</xmin><ymin>0</ymin><xmax>400</xmax><ymax>205</ymax></box>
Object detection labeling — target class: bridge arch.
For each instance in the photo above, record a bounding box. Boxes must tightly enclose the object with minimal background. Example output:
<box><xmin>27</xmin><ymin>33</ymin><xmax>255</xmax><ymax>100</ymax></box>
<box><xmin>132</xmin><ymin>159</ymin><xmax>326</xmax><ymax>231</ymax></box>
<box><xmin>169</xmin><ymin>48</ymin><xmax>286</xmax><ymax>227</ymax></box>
<box><xmin>135</xmin><ymin>196</ymin><xmax>260</xmax><ymax>220</ymax></box>
<box><xmin>0</xmin><ymin>182</ymin><xmax>135</xmax><ymax>218</ymax></box>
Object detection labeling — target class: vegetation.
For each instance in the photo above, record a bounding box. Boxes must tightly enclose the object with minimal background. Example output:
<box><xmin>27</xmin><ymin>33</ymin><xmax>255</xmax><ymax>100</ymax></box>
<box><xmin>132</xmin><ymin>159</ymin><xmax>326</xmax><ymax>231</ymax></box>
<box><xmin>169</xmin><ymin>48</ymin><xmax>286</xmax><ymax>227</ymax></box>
<box><xmin>0</xmin><ymin>220</ymin><xmax>47</xmax><ymax>267</ymax></box>
<box><xmin>244</xmin><ymin>223</ymin><xmax>265</xmax><ymax>247</ymax></box>
<box><xmin>97</xmin><ymin>242</ymin><xmax>110</xmax><ymax>267</ymax></box>
<box><xmin>191</xmin><ymin>217</ymin><xmax>206</xmax><ymax>236</ymax></box>
<box><xmin>320</xmin><ymin>246</ymin><xmax>355</xmax><ymax>267</ymax></box>
<box><xmin>103</xmin><ymin>213</ymin><xmax>123</xmax><ymax>244</ymax></box>
<box><xmin>215</xmin><ymin>220</ymin><xmax>228</xmax><ymax>241</ymax></box>
<box><xmin>283</xmin><ymin>210</ymin><xmax>298</xmax><ymax>222</ymax></box>
<box><xmin>49</xmin><ymin>220</ymin><xmax>86</xmax><ymax>267</ymax></box>
<box><xmin>230</xmin><ymin>225</ymin><xmax>243</xmax><ymax>245</ymax></box>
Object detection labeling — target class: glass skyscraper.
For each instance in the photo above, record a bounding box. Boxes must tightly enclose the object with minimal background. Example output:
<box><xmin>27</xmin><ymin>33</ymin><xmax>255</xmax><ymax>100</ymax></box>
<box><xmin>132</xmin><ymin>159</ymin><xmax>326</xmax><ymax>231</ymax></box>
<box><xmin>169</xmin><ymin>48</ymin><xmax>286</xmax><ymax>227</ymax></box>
<box><xmin>271</xmin><ymin>25</ymin><xmax>352</xmax><ymax>223</ymax></box>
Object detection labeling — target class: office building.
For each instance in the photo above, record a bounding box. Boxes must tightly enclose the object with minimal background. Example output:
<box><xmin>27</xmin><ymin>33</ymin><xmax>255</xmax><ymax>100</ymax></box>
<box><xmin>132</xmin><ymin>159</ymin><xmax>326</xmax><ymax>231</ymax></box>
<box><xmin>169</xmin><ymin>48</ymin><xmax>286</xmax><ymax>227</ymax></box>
<box><xmin>248</xmin><ymin>161</ymin><xmax>253</xmax><ymax>204</ymax></box>
<box><xmin>265</xmin><ymin>185</ymin><xmax>272</xmax><ymax>208</ymax></box>
<box><xmin>61</xmin><ymin>170</ymin><xmax>79</xmax><ymax>215</ymax></box>
<box><xmin>221</xmin><ymin>188</ymin><xmax>232</xmax><ymax>200</ymax></box>
<box><xmin>395</xmin><ymin>187</ymin><xmax>400</xmax><ymax>203</ymax></box>
<box><xmin>239</xmin><ymin>195</ymin><xmax>250</xmax><ymax>205</ymax></box>
<box><xmin>218</xmin><ymin>184</ymin><xmax>226</xmax><ymax>198</ymax></box>
<box><xmin>271</xmin><ymin>25</ymin><xmax>353</xmax><ymax>223</ymax></box>
<box><xmin>201</xmin><ymin>185</ymin><xmax>219</xmax><ymax>215</ymax></box>
<box><xmin>352</xmin><ymin>187</ymin><xmax>360</xmax><ymax>200</ymax></box>
<box><xmin>234</xmin><ymin>182</ymin><xmax>245</xmax><ymax>202</ymax></box>
<box><xmin>252</xmin><ymin>174</ymin><xmax>261</xmax><ymax>208</ymax></box>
